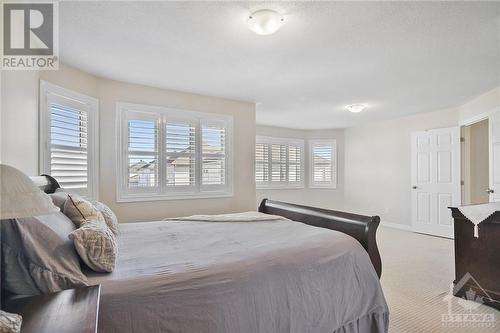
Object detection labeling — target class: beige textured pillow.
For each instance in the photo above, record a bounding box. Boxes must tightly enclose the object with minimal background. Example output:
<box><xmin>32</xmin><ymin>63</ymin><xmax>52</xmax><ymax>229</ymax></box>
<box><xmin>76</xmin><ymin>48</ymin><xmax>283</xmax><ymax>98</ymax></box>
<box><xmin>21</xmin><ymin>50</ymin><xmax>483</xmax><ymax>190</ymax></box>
<box><xmin>69</xmin><ymin>220</ymin><xmax>117</xmax><ymax>273</ymax></box>
<box><xmin>0</xmin><ymin>310</ymin><xmax>22</xmax><ymax>333</ymax></box>
<box><xmin>92</xmin><ymin>201</ymin><xmax>119</xmax><ymax>235</ymax></box>
<box><xmin>63</xmin><ymin>194</ymin><xmax>105</xmax><ymax>227</ymax></box>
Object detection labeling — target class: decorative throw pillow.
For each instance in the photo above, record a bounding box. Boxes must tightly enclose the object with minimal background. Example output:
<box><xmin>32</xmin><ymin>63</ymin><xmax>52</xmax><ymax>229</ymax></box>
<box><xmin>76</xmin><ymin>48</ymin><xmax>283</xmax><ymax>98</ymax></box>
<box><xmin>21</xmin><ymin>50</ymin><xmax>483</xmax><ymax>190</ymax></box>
<box><xmin>1</xmin><ymin>213</ymin><xmax>88</xmax><ymax>295</ymax></box>
<box><xmin>0</xmin><ymin>310</ymin><xmax>22</xmax><ymax>333</ymax></box>
<box><xmin>69</xmin><ymin>220</ymin><xmax>117</xmax><ymax>273</ymax></box>
<box><xmin>91</xmin><ymin>201</ymin><xmax>119</xmax><ymax>235</ymax></box>
<box><xmin>63</xmin><ymin>194</ymin><xmax>105</xmax><ymax>227</ymax></box>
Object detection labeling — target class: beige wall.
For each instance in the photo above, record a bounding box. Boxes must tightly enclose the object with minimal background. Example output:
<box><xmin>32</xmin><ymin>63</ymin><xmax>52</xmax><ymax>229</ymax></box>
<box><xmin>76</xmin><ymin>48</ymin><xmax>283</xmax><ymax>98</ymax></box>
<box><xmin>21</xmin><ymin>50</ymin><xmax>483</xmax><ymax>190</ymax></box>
<box><xmin>342</xmin><ymin>86</ymin><xmax>499</xmax><ymax>226</ymax></box>
<box><xmin>469</xmin><ymin>119</ymin><xmax>489</xmax><ymax>204</ymax></box>
<box><xmin>1</xmin><ymin>71</ymin><xmax>40</xmax><ymax>175</ymax></box>
<box><xmin>98</xmin><ymin>78</ymin><xmax>256</xmax><ymax>222</ymax></box>
<box><xmin>256</xmin><ymin>125</ymin><xmax>345</xmax><ymax>211</ymax></box>
<box><xmin>1</xmin><ymin>64</ymin><xmax>256</xmax><ymax>222</ymax></box>
<box><xmin>343</xmin><ymin>108</ymin><xmax>459</xmax><ymax>226</ymax></box>
<box><xmin>458</xmin><ymin>87</ymin><xmax>500</xmax><ymax>122</ymax></box>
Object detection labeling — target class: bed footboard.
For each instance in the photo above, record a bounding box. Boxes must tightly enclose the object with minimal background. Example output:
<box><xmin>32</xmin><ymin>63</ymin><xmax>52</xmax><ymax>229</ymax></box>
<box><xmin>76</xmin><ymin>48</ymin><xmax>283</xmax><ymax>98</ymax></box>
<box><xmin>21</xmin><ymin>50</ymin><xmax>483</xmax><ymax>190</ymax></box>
<box><xmin>258</xmin><ymin>199</ymin><xmax>382</xmax><ymax>278</ymax></box>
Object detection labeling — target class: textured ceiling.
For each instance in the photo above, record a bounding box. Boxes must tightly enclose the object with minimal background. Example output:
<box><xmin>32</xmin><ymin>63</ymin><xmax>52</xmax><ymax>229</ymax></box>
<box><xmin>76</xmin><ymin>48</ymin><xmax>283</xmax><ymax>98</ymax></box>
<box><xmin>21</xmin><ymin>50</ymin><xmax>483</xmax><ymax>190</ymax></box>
<box><xmin>59</xmin><ymin>1</ymin><xmax>500</xmax><ymax>129</ymax></box>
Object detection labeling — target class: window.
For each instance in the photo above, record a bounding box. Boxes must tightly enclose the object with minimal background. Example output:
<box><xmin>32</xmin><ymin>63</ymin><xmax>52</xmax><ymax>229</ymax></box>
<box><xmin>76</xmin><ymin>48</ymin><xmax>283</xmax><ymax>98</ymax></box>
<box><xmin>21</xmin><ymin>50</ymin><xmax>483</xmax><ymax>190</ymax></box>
<box><xmin>255</xmin><ymin>136</ymin><xmax>304</xmax><ymax>189</ymax></box>
<box><xmin>39</xmin><ymin>81</ymin><xmax>99</xmax><ymax>199</ymax></box>
<box><xmin>309</xmin><ymin>140</ymin><xmax>337</xmax><ymax>188</ymax></box>
<box><xmin>117</xmin><ymin>103</ymin><xmax>232</xmax><ymax>201</ymax></box>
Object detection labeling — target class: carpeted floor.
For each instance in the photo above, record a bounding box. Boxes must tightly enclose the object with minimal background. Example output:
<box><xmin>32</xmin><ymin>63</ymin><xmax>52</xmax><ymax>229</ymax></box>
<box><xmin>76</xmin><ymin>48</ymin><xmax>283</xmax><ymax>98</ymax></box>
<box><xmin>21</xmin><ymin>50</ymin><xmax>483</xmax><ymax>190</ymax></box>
<box><xmin>378</xmin><ymin>226</ymin><xmax>499</xmax><ymax>333</ymax></box>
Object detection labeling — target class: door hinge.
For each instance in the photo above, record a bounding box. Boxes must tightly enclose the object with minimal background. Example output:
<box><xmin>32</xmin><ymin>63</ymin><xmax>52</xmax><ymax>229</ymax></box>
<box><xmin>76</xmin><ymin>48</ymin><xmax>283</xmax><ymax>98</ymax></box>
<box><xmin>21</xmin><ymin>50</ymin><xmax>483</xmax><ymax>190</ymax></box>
<box><xmin>461</xmin><ymin>180</ymin><xmax>465</xmax><ymax>186</ymax></box>
<box><xmin>460</xmin><ymin>137</ymin><xmax>465</xmax><ymax>142</ymax></box>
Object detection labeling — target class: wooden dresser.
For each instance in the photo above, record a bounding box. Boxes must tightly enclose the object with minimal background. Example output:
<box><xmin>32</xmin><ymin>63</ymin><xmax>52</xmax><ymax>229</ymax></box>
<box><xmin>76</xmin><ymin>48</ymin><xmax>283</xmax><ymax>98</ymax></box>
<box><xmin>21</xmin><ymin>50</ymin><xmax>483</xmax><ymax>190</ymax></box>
<box><xmin>450</xmin><ymin>208</ymin><xmax>500</xmax><ymax>310</ymax></box>
<box><xmin>1</xmin><ymin>285</ymin><xmax>100</xmax><ymax>333</ymax></box>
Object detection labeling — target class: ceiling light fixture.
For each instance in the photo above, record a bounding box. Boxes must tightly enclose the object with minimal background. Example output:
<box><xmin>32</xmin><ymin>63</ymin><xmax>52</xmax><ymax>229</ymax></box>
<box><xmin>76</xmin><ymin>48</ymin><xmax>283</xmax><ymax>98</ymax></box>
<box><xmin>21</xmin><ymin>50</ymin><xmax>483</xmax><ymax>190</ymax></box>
<box><xmin>345</xmin><ymin>104</ymin><xmax>367</xmax><ymax>113</ymax></box>
<box><xmin>247</xmin><ymin>9</ymin><xmax>284</xmax><ymax>36</ymax></box>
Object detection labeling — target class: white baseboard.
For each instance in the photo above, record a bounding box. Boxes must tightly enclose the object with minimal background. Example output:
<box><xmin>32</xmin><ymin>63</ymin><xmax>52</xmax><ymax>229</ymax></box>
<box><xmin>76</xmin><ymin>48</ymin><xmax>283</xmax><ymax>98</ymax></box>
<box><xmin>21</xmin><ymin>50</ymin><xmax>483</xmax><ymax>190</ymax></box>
<box><xmin>380</xmin><ymin>221</ymin><xmax>413</xmax><ymax>232</ymax></box>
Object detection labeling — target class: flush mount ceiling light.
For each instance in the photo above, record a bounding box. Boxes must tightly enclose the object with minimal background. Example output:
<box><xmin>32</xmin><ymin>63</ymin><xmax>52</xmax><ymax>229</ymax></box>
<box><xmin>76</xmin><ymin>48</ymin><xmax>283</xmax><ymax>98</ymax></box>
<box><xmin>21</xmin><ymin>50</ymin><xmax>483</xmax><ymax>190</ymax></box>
<box><xmin>247</xmin><ymin>9</ymin><xmax>284</xmax><ymax>36</ymax></box>
<box><xmin>345</xmin><ymin>104</ymin><xmax>367</xmax><ymax>113</ymax></box>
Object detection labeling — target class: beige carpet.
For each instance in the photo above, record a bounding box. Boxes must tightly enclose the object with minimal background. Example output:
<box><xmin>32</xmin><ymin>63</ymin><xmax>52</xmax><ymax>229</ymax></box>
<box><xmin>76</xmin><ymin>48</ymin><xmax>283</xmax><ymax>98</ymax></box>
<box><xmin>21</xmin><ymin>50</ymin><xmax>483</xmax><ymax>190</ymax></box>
<box><xmin>378</xmin><ymin>226</ymin><xmax>499</xmax><ymax>333</ymax></box>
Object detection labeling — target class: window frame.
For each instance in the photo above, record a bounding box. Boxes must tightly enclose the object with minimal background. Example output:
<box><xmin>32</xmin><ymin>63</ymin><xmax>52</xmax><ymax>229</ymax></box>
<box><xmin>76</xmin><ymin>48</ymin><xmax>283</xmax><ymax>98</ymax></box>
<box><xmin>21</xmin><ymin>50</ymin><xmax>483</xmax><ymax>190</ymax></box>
<box><xmin>116</xmin><ymin>102</ymin><xmax>233</xmax><ymax>202</ymax></box>
<box><xmin>255</xmin><ymin>136</ymin><xmax>305</xmax><ymax>190</ymax></box>
<box><xmin>309</xmin><ymin>139</ymin><xmax>337</xmax><ymax>189</ymax></box>
<box><xmin>39</xmin><ymin>80</ymin><xmax>99</xmax><ymax>200</ymax></box>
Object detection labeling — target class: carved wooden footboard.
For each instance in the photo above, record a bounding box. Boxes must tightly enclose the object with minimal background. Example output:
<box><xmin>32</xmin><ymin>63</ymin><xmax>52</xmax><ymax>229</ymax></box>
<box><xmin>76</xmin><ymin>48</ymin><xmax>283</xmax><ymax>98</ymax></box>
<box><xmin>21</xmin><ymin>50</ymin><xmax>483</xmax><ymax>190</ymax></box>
<box><xmin>259</xmin><ymin>199</ymin><xmax>382</xmax><ymax>278</ymax></box>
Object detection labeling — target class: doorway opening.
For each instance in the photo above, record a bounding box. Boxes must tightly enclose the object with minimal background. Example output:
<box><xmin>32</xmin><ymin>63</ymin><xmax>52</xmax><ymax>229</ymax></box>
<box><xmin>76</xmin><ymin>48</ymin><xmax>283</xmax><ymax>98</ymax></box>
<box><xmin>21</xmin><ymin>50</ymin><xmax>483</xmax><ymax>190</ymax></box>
<box><xmin>461</xmin><ymin>119</ymin><xmax>489</xmax><ymax>205</ymax></box>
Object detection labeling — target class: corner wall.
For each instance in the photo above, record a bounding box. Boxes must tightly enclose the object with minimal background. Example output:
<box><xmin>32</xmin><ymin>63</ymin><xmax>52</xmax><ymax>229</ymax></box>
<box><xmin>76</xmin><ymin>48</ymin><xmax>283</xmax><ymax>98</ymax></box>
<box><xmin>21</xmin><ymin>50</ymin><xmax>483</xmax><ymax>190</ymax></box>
<box><xmin>1</xmin><ymin>64</ymin><xmax>257</xmax><ymax>222</ymax></box>
<box><xmin>343</xmin><ymin>108</ymin><xmax>459</xmax><ymax>226</ymax></box>
<box><xmin>256</xmin><ymin>125</ymin><xmax>345</xmax><ymax>211</ymax></box>
<box><xmin>342</xmin><ymin>86</ymin><xmax>499</xmax><ymax>227</ymax></box>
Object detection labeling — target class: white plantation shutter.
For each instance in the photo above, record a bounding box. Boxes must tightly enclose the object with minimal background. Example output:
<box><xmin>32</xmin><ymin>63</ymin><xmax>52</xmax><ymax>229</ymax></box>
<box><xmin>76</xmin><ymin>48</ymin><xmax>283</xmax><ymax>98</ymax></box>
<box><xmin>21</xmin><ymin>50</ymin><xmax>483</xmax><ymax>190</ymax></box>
<box><xmin>166</xmin><ymin>121</ymin><xmax>196</xmax><ymax>187</ymax></box>
<box><xmin>256</xmin><ymin>137</ymin><xmax>304</xmax><ymax>188</ymax></box>
<box><xmin>117</xmin><ymin>103</ymin><xmax>232</xmax><ymax>201</ymax></box>
<box><xmin>271</xmin><ymin>144</ymin><xmax>287</xmax><ymax>183</ymax></box>
<box><xmin>49</xmin><ymin>104</ymin><xmax>88</xmax><ymax>189</ymax></box>
<box><xmin>202</xmin><ymin>124</ymin><xmax>226</xmax><ymax>186</ymax></box>
<box><xmin>40</xmin><ymin>82</ymin><xmax>99</xmax><ymax>199</ymax></box>
<box><xmin>127</xmin><ymin>118</ymin><xmax>159</xmax><ymax>189</ymax></box>
<box><xmin>288</xmin><ymin>144</ymin><xmax>302</xmax><ymax>183</ymax></box>
<box><xmin>310</xmin><ymin>140</ymin><xmax>337</xmax><ymax>188</ymax></box>
<box><xmin>255</xmin><ymin>143</ymin><xmax>269</xmax><ymax>183</ymax></box>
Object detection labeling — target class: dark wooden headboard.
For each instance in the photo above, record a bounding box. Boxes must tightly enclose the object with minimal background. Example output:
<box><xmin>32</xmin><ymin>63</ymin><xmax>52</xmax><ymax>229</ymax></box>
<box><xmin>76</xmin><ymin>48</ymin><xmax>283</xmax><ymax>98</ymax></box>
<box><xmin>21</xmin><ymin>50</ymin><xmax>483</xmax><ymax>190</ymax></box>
<box><xmin>31</xmin><ymin>175</ymin><xmax>60</xmax><ymax>194</ymax></box>
<box><xmin>259</xmin><ymin>199</ymin><xmax>382</xmax><ymax>278</ymax></box>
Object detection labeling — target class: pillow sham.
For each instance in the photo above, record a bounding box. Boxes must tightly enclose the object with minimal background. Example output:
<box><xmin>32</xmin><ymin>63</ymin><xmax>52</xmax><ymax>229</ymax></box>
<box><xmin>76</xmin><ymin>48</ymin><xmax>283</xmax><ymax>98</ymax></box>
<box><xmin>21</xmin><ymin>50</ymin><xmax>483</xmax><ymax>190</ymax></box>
<box><xmin>0</xmin><ymin>213</ymin><xmax>88</xmax><ymax>295</ymax></box>
<box><xmin>0</xmin><ymin>310</ymin><xmax>22</xmax><ymax>333</ymax></box>
<box><xmin>69</xmin><ymin>219</ymin><xmax>117</xmax><ymax>273</ymax></box>
<box><xmin>91</xmin><ymin>201</ymin><xmax>119</xmax><ymax>235</ymax></box>
<box><xmin>49</xmin><ymin>191</ymin><xmax>69</xmax><ymax>210</ymax></box>
<box><xmin>63</xmin><ymin>193</ymin><xmax>105</xmax><ymax>227</ymax></box>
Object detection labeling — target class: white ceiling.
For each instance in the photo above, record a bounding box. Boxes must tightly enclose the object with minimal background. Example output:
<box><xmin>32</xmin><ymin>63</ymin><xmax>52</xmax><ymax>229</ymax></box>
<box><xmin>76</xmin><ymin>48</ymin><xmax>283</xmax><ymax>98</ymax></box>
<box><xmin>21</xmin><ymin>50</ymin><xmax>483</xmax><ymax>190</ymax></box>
<box><xmin>59</xmin><ymin>1</ymin><xmax>500</xmax><ymax>129</ymax></box>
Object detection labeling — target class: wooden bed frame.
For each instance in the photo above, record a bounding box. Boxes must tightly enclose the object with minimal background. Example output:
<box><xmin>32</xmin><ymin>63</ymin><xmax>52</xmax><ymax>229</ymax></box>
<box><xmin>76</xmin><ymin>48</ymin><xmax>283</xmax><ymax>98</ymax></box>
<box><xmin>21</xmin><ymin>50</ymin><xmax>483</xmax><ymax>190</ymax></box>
<box><xmin>31</xmin><ymin>176</ymin><xmax>382</xmax><ymax>278</ymax></box>
<box><xmin>259</xmin><ymin>199</ymin><xmax>382</xmax><ymax>278</ymax></box>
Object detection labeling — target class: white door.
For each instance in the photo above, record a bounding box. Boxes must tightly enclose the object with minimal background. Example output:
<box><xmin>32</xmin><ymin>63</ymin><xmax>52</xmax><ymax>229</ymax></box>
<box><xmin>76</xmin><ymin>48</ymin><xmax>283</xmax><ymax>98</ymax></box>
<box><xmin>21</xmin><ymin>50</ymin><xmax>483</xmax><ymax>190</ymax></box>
<box><xmin>411</xmin><ymin>127</ymin><xmax>461</xmax><ymax>238</ymax></box>
<box><xmin>490</xmin><ymin>110</ymin><xmax>500</xmax><ymax>202</ymax></box>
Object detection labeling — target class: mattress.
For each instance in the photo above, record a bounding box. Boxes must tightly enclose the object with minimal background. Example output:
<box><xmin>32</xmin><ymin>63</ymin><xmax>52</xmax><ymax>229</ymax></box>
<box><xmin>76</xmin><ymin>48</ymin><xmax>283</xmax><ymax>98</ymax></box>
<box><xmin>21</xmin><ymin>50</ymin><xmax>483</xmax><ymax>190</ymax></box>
<box><xmin>86</xmin><ymin>215</ymin><xmax>389</xmax><ymax>333</ymax></box>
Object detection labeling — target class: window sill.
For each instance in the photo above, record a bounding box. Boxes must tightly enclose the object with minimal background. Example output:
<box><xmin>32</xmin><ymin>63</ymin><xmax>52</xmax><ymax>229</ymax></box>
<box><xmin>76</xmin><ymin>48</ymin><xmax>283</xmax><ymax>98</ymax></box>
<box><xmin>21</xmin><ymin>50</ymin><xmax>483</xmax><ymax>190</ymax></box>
<box><xmin>308</xmin><ymin>185</ymin><xmax>338</xmax><ymax>189</ymax></box>
<box><xmin>116</xmin><ymin>191</ymin><xmax>233</xmax><ymax>203</ymax></box>
<box><xmin>256</xmin><ymin>186</ymin><xmax>305</xmax><ymax>190</ymax></box>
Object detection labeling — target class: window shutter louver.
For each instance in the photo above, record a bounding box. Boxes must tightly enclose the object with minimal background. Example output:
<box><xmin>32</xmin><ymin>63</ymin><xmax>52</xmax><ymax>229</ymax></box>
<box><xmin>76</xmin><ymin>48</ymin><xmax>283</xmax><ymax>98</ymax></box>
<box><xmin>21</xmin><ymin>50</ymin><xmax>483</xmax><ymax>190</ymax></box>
<box><xmin>49</xmin><ymin>103</ymin><xmax>88</xmax><ymax>190</ymax></box>
<box><xmin>255</xmin><ymin>137</ymin><xmax>304</xmax><ymax>188</ymax></box>
<box><xmin>288</xmin><ymin>144</ymin><xmax>301</xmax><ymax>183</ymax></box>
<box><xmin>202</xmin><ymin>125</ymin><xmax>226</xmax><ymax>186</ymax></box>
<box><xmin>255</xmin><ymin>143</ymin><xmax>269</xmax><ymax>183</ymax></box>
<box><xmin>127</xmin><ymin>119</ymin><xmax>159</xmax><ymax>188</ymax></box>
<box><xmin>117</xmin><ymin>103</ymin><xmax>232</xmax><ymax>201</ymax></box>
<box><xmin>166</xmin><ymin>121</ymin><xmax>196</xmax><ymax>187</ymax></box>
<box><xmin>271</xmin><ymin>144</ymin><xmax>288</xmax><ymax>184</ymax></box>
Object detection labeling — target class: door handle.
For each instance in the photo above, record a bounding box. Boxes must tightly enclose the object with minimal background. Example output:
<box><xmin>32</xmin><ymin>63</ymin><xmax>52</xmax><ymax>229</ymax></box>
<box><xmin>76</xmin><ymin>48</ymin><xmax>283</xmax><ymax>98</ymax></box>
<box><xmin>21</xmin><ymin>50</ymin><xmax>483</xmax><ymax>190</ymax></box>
<box><xmin>412</xmin><ymin>186</ymin><xmax>418</xmax><ymax>189</ymax></box>
<box><xmin>487</xmin><ymin>189</ymin><xmax>495</xmax><ymax>194</ymax></box>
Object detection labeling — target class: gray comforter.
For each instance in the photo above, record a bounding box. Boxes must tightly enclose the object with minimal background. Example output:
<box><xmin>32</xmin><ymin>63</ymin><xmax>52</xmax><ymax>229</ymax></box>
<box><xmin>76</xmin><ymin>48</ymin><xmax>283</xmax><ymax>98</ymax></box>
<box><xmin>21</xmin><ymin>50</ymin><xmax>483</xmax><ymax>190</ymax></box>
<box><xmin>87</xmin><ymin>215</ymin><xmax>389</xmax><ymax>333</ymax></box>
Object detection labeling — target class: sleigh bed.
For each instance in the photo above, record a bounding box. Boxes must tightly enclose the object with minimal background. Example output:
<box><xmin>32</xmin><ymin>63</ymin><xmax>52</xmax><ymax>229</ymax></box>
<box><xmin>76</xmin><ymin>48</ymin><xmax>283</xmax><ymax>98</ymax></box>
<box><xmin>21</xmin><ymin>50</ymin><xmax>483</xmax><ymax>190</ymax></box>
<box><xmin>3</xmin><ymin>175</ymin><xmax>389</xmax><ymax>333</ymax></box>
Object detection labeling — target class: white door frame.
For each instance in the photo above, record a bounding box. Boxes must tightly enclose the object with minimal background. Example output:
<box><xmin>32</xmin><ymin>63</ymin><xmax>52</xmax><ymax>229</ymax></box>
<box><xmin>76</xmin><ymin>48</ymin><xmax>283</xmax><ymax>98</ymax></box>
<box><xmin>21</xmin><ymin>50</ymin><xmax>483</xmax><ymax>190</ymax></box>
<box><xmin>460</xmin><ymin>108</ymin><xmax>499</xmax><ymax>202</ymax></box>
<box><xmin>488</xmin><ymin>107</ymin><xmax>500</xmax><ymax>202</ymax></box>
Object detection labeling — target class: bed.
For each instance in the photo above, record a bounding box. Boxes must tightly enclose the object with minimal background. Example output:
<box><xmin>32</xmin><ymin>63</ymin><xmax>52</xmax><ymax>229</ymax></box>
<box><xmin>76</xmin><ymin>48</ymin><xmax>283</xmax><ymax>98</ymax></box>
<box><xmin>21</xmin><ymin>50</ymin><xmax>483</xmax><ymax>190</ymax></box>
<box><xmin>20</xmin><ymin>176</ymin><xmax>389</xmax><ymax>332</ymax></box>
